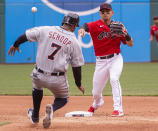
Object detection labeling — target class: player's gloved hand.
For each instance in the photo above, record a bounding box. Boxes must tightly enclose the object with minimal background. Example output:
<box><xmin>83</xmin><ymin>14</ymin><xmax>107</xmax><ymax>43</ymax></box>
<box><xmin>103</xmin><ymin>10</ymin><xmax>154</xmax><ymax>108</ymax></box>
<box><xmin>8</xmin><ymin>45</ymin><xmax>21</xmax><ymax>56</ymax></box>
<box><xmin>78</xmin><ymin>85</ymin><xmax>85</xmax><ymax>95</ymax></box>
<box><xmin>78</xmin><ymin>29</ymin><xmax>86</xmax><ymax>37</ymax></box>
<box><xmin>110</xmin><ymin>21</ymin><xmax>127</xmax><ymax>37</ymax></box>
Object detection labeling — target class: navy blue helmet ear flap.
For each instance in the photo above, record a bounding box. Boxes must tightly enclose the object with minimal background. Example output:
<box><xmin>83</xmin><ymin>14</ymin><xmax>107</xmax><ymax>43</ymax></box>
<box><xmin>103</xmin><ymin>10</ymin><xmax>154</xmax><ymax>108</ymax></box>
<box><xmin>62</xmin><ymin>13</ymin><xmax>79</xmax><ymax>27</ymax></box>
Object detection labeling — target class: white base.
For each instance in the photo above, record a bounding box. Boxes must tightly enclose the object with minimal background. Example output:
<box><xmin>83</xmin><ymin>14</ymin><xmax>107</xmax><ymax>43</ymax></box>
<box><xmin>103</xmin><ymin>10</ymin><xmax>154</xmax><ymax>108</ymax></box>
<box><xmin>65</xmin><ymin>111</ymin><xmax>93</xmax><ymax>117</ymax></box>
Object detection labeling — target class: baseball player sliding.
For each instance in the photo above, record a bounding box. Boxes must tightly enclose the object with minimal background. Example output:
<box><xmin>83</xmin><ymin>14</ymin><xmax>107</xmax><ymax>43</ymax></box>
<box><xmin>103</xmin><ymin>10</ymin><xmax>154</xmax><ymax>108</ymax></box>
<box><xmin>8</xmin><ymin>13</ymin><xmax>85</xmax><ymax>128</ymax></box>
<box><xmin>78</xmin><ymin>2</ymin><xmax>133</xmax><ymax>117</ymax></box>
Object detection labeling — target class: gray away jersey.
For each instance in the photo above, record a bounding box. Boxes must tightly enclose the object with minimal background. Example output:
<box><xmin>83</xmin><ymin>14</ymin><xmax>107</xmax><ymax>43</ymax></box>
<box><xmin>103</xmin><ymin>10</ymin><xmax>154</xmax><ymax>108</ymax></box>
<box><xmin>26</xmin><ymin>26</ymin><xmax>84</xmax><ymax>72</ymax></box>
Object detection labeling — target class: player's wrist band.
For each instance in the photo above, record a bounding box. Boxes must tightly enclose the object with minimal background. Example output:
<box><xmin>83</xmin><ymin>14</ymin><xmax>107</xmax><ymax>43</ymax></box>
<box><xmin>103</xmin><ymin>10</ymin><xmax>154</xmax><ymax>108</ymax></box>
<box><xmin>13</xmin><ymin>42</ymin><xmax>20</xmax><ymax>47</ymax></box>
<box><xmin>13</xmin><ymin>33</ymin><xmax>28</xmax><ymax>47</ymax></box>
<box><xmin>125</xmin><ymin>33</ymin><xmax>131</xmax><ymax>41</ymax></box>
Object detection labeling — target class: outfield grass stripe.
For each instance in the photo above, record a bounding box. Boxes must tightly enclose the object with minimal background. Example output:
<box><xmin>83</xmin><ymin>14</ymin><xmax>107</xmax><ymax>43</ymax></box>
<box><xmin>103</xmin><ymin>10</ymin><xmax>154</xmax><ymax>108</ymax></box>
<box><xmin>0</xmin><ymin>121</ymin><xmax>11</xmax><ymax>126</ymax></box>
<box><xmin>0</xmin><ymin>63</ymin><xmax>158</xmax><ymax>96</ymax></box>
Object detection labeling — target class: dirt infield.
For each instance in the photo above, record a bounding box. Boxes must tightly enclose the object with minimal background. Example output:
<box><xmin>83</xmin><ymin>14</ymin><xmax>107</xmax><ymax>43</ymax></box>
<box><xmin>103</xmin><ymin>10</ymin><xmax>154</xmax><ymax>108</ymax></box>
<box><xmin>0</xmin><ymin>96</ymin><xmax>158</xmax><ymax>131</ymax></box>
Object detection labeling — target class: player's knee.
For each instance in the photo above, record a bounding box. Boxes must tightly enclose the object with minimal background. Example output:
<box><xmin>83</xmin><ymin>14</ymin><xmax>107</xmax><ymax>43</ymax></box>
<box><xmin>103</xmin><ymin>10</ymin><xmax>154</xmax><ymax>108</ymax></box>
<box><xmin>110</xmin><ymin>77</ymin><xmax>119</xmax><ymax>84</ymax></box>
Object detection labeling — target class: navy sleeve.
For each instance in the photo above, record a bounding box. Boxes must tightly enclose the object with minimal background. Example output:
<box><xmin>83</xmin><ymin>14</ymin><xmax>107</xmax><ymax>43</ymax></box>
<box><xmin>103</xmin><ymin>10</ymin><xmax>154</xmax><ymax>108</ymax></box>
<box><xmin>72</xmin><ymin>66</ymin><xmax>82</xmax><ymax>87</ymax></box>
<box><xmin>13</xmin><ymin>33</ymin><xmax>28</xmax><ymax>47</ymax></box>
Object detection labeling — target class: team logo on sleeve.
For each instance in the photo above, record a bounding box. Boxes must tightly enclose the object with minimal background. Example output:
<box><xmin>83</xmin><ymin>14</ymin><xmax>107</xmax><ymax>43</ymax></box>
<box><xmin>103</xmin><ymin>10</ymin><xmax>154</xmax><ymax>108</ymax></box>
<box><xmin>42</xmin><ymin>0</ymin><xmax>100</xmax><ymax>16</ymax></box>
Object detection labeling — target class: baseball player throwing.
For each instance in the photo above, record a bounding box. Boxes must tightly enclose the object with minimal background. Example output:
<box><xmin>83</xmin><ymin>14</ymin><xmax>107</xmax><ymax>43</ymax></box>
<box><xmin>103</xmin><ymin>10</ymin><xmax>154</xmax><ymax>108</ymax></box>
<box><xmin>78</xmin><ymin>3</ymin><xmax>133</xmax><ymax>117</ymax></box>
<box><xmin>8</xmin><ymin>13</ymin><xmax>84</xmax><ymax>128</ymax></box>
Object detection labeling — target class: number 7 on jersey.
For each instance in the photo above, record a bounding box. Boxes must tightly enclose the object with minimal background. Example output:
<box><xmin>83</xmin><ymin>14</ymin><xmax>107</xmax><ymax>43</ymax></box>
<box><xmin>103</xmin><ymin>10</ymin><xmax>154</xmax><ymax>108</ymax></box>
<box><xmin>48</xmin><ymin>43</ymin><xmax>61</xmax><ymax>60</ymax></box>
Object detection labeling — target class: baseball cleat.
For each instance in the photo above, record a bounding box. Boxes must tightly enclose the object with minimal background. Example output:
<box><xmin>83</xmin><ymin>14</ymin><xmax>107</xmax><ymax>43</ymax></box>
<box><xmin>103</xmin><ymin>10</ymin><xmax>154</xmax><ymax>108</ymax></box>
<box><xmin>111</xmin><ymin>110</ymin><xmax>124</xmax><ymax>117</ymax></box>
<box><xmin>43</xmin><ymin>104</ymin><xmax>53</xmax><ymax>128</ymax></box>
<box><xmin>27</xmin><ymin>108</ymin><xmax>39</xmax><ymax>124</ymax></box>
<box><xmin>88</xmin><ymin>106</ymin><xmax>95</xmax><ymax>113</ymax></box>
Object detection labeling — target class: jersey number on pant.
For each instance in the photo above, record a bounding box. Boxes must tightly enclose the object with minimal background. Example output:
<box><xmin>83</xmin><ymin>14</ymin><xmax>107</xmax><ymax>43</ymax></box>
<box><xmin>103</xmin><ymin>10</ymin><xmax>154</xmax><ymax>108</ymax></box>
<box><xmin>48</xmin><ymin>43</ymin><xmax>61</xmax><ymax>60</ymax></box>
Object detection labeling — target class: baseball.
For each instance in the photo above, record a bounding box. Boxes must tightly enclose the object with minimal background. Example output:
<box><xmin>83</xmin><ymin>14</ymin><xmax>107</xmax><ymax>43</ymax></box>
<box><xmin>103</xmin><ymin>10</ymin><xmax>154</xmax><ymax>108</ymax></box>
<box><xmin>31</xmin><ymin>7</ymin><xmax>37</xmax><ymax>13</ymax></box>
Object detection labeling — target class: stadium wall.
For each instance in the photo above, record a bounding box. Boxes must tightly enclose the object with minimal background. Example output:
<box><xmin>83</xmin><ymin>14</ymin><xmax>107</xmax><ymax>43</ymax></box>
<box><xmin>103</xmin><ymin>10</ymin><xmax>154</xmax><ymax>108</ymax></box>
<box><xmin>0</xmin><ymin>0</ymin><xmax>5</xmax><ymax>63</ymax></box>
<box><xmin>3</xmin><ymin>0</ymin><xmax>150</xmax><ymax>63</ymax></box>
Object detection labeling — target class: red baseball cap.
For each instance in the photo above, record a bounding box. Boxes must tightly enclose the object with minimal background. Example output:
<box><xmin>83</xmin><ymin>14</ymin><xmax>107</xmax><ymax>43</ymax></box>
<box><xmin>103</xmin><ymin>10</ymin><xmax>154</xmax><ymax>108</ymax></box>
<box><xmin>153</xmin><ymin>16</ymin><xmax>158</xmax><ymax>20</ymax></box>
<box><xmin>100</xmin><ymin>3</ymin><xmax>112</xmax><ymax>11</ymax></box>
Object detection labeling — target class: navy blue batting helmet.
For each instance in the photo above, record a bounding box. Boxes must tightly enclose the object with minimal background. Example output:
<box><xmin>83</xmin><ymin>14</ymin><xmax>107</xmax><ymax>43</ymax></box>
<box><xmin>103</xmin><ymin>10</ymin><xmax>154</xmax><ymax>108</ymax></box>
<box><xmin>62</xmin><ymin>13</ymin><xmax>79</xmax><ymax>27</ymax></box>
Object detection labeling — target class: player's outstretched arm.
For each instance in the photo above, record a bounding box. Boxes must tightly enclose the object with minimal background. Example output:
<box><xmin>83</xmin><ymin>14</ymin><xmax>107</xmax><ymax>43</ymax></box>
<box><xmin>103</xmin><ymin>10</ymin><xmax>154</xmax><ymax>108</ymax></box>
<box><xmin>8</xmin><ymin>46</ymin><xmax>21</xmax><ymax>56</ymax></box>
<box><xmin>78</xmin><ymin>23</ymin><xmax>89</xmax><ymax>37</ymax></box>
<box><xmin>78</xmin><ymin>28</ymin><xmax>86</xmax><ymax>37</ymax></box>
<box><xmin>78</xmin><ymin>85</ymin><xmax>85</xmax><ymax>95</ymax></box>
<box><xmin>72</xmin><ymin>66</ymin><xmax>85</xmax><ymax>95</ymax></box>
<box><xmin>8</xmin><ymin>33</ymin><xmax>28</xmax><ymax>56</ymax></box>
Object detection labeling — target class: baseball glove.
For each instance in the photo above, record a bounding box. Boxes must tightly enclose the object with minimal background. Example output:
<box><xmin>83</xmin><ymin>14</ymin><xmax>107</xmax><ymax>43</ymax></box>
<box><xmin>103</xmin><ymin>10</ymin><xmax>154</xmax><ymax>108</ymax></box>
<box><xmin>110</xmin><ymin>21</ymin><xmax>126</xmax><ymax>37</ymax></box>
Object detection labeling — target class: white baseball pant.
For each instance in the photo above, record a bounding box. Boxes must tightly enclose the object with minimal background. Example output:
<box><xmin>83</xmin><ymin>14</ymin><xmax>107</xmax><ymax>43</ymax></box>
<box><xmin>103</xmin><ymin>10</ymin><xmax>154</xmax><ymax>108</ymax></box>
<box><xmin>92</xmin><ymin>53</ymin><xmax>123</xmax><ymax>112</ymax></box>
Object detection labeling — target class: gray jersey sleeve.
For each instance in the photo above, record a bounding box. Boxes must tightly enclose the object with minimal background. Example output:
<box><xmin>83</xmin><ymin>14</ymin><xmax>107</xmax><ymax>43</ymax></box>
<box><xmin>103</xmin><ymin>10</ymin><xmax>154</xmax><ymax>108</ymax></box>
<box><xmin>25</xmin><ymin>27</ymin><xmax>42</xmax><ymax>42</ymax></box>
<box><xmin>71</xmin><ymin>38</ymin><xmax>84</xmax><ymax>67</ymax></box>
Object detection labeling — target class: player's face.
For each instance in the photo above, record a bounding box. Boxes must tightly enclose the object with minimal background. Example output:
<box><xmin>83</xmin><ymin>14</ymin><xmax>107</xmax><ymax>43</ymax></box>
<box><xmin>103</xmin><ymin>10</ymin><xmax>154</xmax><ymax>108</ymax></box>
<box><xmin>70</xmin><ymin>25</ymin><xmax>77</xmax><ymax>32</ymax></box>
<box><xmin>154</xmin><ymin>19</ymin><xmax>158</xmax><ymax>27</ymax></box>
<box><xmin>100</xmin><ymin>9</ymin><xmax>114</xmax><ymax>21</ymax></box>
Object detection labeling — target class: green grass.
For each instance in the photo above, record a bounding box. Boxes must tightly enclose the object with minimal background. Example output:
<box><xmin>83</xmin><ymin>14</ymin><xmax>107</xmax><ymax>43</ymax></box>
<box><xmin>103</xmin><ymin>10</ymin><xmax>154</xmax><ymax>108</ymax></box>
<box><xmin>0</xmin><ymin>121</ymin><xmax>11</xmax><ymax>126</ymax></box>
<box><xmin>0</xmin><ymin>63</ymin><xmax>158</xmax><ymax>96</ymax></box>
